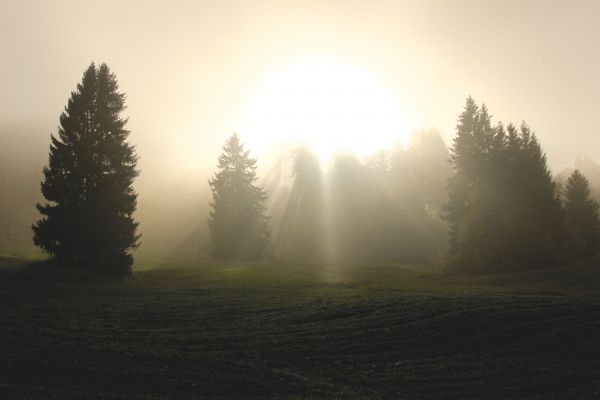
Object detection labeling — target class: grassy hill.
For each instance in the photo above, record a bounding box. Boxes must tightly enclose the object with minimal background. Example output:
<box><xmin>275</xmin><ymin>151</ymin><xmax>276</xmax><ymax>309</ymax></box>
<box><xmin>1</xmin><ymin>257</ymin><xmax>599</xmax><ymax>398</ymax></box>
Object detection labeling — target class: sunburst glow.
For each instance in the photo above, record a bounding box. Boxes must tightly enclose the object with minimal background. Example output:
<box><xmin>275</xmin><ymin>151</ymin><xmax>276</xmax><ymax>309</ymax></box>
<box><xmin>242</xmin><ymin>59</ymin><xmax>408</xmax><ymax>162</ymax></box>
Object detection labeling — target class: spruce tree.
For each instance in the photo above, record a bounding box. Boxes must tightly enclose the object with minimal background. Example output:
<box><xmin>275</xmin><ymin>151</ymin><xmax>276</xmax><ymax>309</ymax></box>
<box><xmin>208</xmin><ymin>134</ymin><xmax>270</xmax><ymax>258</ymax></box>
<box><xmin>508</xmin><ymin>123</ymin><xmax>565</xmax><ymax>267</ymax></box>
<box><xmin>564</xmin><ymin>170</ymin><xmax>600</xmax><ymax>259</ymax></box>
<box><xmin>32</xmin><ymin>63</ymin><xmax>139</xmax><ymax>276</ymax></box>
<box><xmin>445</xmin><ymin>97</ymin><xmax>492</xmax><ymax>272</ymax></box>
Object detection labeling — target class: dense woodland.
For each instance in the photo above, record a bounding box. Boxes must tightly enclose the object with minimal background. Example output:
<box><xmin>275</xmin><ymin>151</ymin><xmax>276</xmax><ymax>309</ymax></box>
<box><xmin>2</xmin><ymin>63</ymin><xmax>600</xmax><ymax>276</ymax></box>
<box><xmin>445</xmin><ymin>99</ymin><xmax>600</xmax><ymax>273</ymax></box>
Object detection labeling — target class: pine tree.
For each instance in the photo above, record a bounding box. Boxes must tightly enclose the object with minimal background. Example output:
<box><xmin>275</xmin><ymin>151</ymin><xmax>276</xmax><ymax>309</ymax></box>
<box><xmin>564</xmin><ymin>170</ymin><xmax>600</xmax><ymax>259</ymax></box>
<box><xmin>32</xmin><ymin>63</ymin><xmax>139</xmax><ymax>276</ymax></box>
<box><xmin>208</xmin><ymin>134</ymin><xmax>270</xmax><ymax>258</ymax></box>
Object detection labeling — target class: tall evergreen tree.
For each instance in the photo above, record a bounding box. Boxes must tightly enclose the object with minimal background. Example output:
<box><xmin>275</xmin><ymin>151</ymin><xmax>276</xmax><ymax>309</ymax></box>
<box><xmin>564</xmin><ymin>170</ymin><xmax>600</xmax><ymax>259</ymax></box>
<box><xmin>507</xmin><ymin>123</ymin><xmax>565</xmax><ymax>267</ymax></box>
<box><xmin>208</xmin><ymin>134</ymin><xmax>270</xmax><ymax>258</ymax></box>
<box><xmin>32</xmin><ymin>63</ymin><xmax>139</xmax><ymax>276</ymax></box>
<box><xmin>445</xmin><ymin>97</ymin><xmax>488</xmax><ymax>271</ymax></box>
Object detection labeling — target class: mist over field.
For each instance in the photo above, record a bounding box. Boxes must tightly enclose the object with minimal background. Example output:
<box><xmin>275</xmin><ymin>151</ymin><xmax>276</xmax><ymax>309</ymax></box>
<box><xmin>2</xmin><ymin>1</ymin><xmax>600</xmax><ymax>399</ymax></box>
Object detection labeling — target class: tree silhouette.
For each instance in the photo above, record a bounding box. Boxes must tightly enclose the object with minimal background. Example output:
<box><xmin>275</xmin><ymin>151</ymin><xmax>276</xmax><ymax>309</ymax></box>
<box><xmin>32</xmin><ymin>63</ymin><xmax>139</xmax><ymax>276</ymax></box>
<box><xmin>505</xmin><ymin>123</ymin><xmax>565</xmax><ymax>268</ymax></box>
<box><xmin>445</xmin><ymin>97</ymin><xmax>488</xmax><ymax>271</ymax></box>
<box><xmin>446</xmin><ymin>97</ymin><xmax>564</xmax><ymax>273</ymax></box>
<box><xmin>564</xmin><ymin>170</ymin><xmax>600</xmax><ymax>259</ymax></box>
<box><xmin>208</xmin><ymin>134</ymin><xmax>270</xmax><ymax>258</ymax></box>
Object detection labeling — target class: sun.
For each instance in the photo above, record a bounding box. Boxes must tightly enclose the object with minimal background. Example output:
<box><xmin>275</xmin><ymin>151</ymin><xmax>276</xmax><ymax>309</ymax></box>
<box><xmin>241</xmin><ymin>58</ymin><xmax>408</xmax><ymax>163</ymax></box>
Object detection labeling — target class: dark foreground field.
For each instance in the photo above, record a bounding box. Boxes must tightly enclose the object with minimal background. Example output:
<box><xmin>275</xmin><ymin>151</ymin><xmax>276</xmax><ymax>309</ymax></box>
<box><xmin>1</xmin><ymin>258</ymin><xmax>600</xmax><ymax>399</ymax></box>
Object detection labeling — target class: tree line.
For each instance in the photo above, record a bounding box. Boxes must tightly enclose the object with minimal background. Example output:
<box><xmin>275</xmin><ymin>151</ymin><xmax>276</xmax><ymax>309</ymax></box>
<box><xmin>29</xmin><ymin>63</ymin><xmax>600</xmax><ymax>276</ymax></box>
<box><xmin>445</xmin><ymin>98</ymin><xmax>600</xmax><ymax>273</ymax></box>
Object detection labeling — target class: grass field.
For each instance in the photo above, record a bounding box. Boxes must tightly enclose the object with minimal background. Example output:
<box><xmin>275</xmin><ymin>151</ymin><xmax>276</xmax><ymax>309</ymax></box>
<box><xmin>1</xmin><ymin>255</ymin><xmax>600</xmax><ymax>399</ymax></box>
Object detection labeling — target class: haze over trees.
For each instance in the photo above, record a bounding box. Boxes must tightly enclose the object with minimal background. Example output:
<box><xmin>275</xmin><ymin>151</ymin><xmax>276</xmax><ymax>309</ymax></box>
<box><xmin>264</xmin><ymin>130</ymin><xmax>449</xmax><ymax>264</ymax></box>
<box><xmin>273</xmin><ymin>147</ymin><xmax>326</xmax><ymax>262</ymax></box>
<box><xmin>32</xmin><ymin>63</ymin><xmax>139</xmax><ymax>276</ymax></box>
<box><xmin>557</xmin><ymin>157</ymin><xmax>600</xmax><ymax>202</ymax></box>
<box><xmin>208</xmin><ymin>134</ymin><xmax>271</xmax><ymax>259</ymax></box>
<box><xmin>323</xmin><ymin>139</ymin><xmax>447</xmax><ymax>263</ymax></box>
<box><xmin>236</xmin><ymin>108</ymin><xmax>600</xmax><ymax>270</ymax></box>
<box><xmin>15</xmin><ymin>62</ymin><xmax>600</xmax><ymax>275</ymax></box>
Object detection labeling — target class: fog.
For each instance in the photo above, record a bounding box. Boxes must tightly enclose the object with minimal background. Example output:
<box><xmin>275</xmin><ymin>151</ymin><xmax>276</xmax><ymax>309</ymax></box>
<box><xmin>2</xmin><ymin>0</ymin><xmax>600</xmax><ymax>266</ymax></box>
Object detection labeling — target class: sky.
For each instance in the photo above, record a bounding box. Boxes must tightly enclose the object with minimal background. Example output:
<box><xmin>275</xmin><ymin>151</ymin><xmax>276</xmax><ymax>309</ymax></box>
<box><xmin>2</xmin><ymin>0</ymin><xmax>600</xmax><ymax>184</ymax></box>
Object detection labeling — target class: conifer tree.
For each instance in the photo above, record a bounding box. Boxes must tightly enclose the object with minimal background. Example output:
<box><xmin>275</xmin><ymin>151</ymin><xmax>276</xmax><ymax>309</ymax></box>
<box><xmin>508</xmin><ymin>123</ymin><xmax>565</xmax><ymax>267</ymax></box>
<box><xmin>445</xmin><ymin>97</ymin><xmax>490</xmax><ymax>271</ymax></box>
<box><xmin>564</xmin><ymin>170</ymin><xmax>600</xmax><ymax>259</ymax></box>
<box><xmin>32</xmin><ymin>63</ymin><xmax>139</xmax><ymax>276</ymax></box>
<box><xmin>208</xmin><ymin>134</ymin><xmax>270</xmax><ymax>258</ymax></box>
